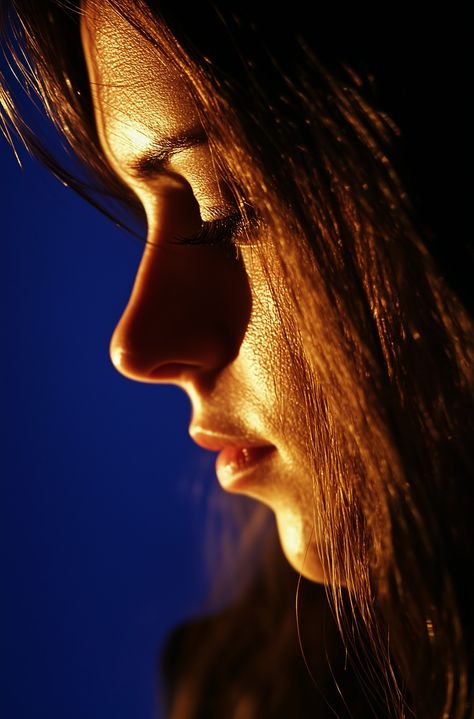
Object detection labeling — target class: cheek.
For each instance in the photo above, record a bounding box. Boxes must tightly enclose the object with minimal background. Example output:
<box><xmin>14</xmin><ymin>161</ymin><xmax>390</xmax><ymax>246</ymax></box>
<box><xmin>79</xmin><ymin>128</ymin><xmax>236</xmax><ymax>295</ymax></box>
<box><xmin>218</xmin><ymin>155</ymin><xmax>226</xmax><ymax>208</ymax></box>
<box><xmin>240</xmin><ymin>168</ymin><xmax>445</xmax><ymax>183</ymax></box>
<box><xmin>239</xmin><ymin>250</ymin><xmax>301</xmax><ymax>426</ymax></box>
<box><xmin>238</xmin><ymin>250</ymin><xmax>318</xmax><ymax>492</ymax></box>
<box><xmin>237</xmin><ymin>257</ymin><xmax>283</xmax><ymax>400</ymax></box>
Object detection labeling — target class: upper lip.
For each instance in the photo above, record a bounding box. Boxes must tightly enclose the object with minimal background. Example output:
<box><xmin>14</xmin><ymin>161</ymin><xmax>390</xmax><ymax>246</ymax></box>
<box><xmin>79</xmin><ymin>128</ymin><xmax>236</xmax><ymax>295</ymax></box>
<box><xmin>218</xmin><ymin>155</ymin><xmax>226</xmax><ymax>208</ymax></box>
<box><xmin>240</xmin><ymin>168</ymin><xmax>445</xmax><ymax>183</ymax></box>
<box><xmin>190</xmin><ymin>427</ymin><xmax>273</xmax><ymax>452</ymax></box>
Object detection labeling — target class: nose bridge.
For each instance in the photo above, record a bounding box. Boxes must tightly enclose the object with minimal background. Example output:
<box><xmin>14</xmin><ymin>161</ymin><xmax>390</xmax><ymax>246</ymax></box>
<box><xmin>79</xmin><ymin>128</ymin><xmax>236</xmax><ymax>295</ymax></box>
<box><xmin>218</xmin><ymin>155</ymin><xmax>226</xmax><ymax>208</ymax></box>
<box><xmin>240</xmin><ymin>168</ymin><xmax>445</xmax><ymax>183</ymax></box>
<box><xmin>109</xmin><ymin>230</ymin><xmax>253</xmax><ymax>384</ymax></box>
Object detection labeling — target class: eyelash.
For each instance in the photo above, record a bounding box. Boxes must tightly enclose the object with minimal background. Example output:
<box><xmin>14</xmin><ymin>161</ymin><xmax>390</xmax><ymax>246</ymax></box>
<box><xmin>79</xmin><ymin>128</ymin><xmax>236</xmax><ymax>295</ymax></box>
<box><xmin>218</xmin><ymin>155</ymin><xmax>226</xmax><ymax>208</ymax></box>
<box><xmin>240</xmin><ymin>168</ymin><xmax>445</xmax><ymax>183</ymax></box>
<box><xmin>170</xmin><ymin>211</ymin><xmax>252</xmax><ymax>255</ymax></box>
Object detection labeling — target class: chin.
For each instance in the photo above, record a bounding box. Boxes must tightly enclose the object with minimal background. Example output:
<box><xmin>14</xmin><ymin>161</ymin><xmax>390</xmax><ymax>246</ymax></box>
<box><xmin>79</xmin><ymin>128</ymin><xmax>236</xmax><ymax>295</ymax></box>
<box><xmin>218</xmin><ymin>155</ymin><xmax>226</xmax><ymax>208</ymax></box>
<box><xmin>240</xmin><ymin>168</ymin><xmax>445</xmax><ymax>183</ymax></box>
<box><xmin>274</xmin><ymin>508</ymin><xmax>326</xmax><ymax>584</ymax></box>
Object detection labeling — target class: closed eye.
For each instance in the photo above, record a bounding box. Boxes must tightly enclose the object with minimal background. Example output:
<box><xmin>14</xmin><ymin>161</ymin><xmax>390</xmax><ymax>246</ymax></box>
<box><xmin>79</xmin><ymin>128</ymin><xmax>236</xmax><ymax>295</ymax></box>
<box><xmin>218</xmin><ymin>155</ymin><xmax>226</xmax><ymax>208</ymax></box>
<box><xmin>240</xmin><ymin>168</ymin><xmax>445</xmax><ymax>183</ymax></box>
<box><xmin>171</xmin><ymin>212</ymin><xmax>242</xmax><ymax>246</ymax></box>
<box><xmin>170</xmin><ymin>206</ymin><xmax>260</xmax><ymax>257</ymax></box>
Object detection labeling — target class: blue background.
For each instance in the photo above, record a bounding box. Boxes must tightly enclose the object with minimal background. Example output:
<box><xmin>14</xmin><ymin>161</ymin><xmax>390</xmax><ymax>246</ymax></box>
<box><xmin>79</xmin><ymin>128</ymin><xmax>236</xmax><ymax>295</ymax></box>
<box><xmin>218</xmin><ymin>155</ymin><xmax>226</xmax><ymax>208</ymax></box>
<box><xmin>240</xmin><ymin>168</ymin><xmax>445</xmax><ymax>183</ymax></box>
<box><xmin>0</xmin><ymin>135</ymin><xmax>218</xmax><ymax>719</ymax></box>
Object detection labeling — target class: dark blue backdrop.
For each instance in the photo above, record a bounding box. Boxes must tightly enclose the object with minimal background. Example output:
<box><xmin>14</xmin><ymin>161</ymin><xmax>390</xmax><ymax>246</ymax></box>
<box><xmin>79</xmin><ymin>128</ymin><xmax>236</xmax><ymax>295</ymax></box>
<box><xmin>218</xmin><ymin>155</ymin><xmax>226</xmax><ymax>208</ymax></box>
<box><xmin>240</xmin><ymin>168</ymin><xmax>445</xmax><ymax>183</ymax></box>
<box><xmin>0</xmin><ymin>136</ymin><xmax>217</xmax><ymax>719</ymax></box>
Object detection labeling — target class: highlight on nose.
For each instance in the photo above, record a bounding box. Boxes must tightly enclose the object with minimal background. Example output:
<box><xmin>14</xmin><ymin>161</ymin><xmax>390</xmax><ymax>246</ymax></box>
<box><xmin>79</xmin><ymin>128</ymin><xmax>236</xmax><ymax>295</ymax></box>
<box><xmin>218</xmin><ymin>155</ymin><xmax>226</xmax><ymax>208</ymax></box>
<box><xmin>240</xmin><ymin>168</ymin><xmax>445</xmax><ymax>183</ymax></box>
<box><xmin>110</xmin><ymin>344</ymin><xmax>150</xmax><ymax>381</ymax></box>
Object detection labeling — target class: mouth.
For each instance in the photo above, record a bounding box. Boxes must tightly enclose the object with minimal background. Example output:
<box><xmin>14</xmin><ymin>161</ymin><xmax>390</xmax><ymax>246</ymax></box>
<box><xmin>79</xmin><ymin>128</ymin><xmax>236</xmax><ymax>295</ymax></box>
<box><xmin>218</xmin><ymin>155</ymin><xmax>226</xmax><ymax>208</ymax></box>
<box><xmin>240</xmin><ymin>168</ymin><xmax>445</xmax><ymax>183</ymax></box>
<box><xmin>215</xmin><ymin>445</ymin><xmax>275</xmax><ymax>487</ymax></box>
<box><xmin>190</xmin><ymin>428</ymin><xmax>276</xmax><ymax>488</ymax></box>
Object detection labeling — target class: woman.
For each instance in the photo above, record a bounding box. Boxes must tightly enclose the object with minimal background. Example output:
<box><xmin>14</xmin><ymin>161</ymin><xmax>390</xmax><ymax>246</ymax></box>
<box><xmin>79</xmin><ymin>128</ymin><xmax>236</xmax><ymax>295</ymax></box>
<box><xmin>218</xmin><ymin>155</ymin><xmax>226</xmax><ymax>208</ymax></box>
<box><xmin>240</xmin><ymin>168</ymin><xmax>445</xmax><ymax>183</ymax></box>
<box><xmin>1</xmin><ymin>1</ymin><xmax>473</xmax><ymax>717</ymax></box>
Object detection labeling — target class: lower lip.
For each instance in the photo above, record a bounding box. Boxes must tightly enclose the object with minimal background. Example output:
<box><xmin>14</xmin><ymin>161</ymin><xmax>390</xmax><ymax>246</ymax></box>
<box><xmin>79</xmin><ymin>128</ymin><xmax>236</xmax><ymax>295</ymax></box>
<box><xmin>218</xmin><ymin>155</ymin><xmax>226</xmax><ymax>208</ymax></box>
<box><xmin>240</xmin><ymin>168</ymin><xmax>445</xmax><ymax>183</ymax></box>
<box><xmin>215</xmin><ymin>445</ymin><xmax>275</xmax><ymax>488</ymax></box>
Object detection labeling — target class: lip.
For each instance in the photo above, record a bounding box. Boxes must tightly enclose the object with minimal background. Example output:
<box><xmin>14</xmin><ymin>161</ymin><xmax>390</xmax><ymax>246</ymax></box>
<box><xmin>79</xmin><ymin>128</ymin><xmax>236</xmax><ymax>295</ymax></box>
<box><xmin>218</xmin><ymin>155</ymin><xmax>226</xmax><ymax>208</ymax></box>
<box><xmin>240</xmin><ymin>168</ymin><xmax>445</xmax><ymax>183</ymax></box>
<box><xmin>190</xmin><ymin>428</ymin><xmax>276</xmax><ymax>488</ymax></box>
<box><xmin>190</xmin><ymin>428</ymin><xmax>271</xmax><ymax>451</ymax></box>
<box><xmin>215</xmin><ymin>445</ymin><xmax>275</xmax><ymax>488</ymax></box>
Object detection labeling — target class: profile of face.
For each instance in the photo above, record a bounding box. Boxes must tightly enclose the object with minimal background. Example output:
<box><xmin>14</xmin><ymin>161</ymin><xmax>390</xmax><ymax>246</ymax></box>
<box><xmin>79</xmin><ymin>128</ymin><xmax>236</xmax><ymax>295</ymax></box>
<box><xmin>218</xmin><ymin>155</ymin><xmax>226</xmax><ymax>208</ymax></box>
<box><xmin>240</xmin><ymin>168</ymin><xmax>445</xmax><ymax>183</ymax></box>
<box><xmin>81</xmin><ymin>2</ymin><xmax>324</xmax><ymax>582</ymax></box>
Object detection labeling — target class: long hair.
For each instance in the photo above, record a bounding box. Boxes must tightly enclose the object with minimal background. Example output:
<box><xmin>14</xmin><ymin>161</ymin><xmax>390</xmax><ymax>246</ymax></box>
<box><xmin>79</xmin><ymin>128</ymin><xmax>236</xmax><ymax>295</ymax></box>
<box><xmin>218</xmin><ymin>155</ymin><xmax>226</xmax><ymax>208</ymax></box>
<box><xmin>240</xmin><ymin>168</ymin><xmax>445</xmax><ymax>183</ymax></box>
<box><xmin>1</xmin><ymin>2</ymin><xmax>473</xmax><ymax>717</ymax></box>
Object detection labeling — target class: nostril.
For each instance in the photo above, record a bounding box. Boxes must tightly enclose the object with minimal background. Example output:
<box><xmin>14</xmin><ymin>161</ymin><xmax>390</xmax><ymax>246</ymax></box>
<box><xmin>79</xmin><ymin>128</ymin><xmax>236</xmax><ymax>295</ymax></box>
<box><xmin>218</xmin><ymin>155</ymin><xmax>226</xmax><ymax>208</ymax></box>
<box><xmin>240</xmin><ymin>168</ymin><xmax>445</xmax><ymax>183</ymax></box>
<box><xmin>110</xmin><ymin>341</ymin><xmax>201</xmax><ymax>383</ymax></box>
<box><xmin>152</xmin><ymin>362</ymin><xmax>222</xmax><ymax>395</ymax></box>
<box><xmin>147</xmin><ymin>362</ymin><xmax>201</xmax><ymax>381</ymax></box>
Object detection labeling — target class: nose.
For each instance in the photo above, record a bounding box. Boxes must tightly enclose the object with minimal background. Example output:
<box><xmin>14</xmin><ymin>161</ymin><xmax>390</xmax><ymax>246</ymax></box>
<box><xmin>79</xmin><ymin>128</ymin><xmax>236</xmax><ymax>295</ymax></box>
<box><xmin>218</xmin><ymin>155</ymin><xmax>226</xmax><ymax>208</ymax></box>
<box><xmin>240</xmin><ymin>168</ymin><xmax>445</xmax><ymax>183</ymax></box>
<box><xmin>109</xmin><ymin>178</ymin><xmax>252</xmax><ymax>385</ymax></box>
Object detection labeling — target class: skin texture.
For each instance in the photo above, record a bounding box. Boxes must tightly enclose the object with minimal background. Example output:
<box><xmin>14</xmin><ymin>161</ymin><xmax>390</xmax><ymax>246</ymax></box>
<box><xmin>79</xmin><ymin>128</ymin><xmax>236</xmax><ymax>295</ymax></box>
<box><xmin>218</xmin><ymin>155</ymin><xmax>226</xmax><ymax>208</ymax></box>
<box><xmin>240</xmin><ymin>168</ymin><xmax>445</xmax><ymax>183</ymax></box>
<box><xmin>81</xmin><ymin>2</ymin><xmax>325</xmax><ymax>582</ymax></box>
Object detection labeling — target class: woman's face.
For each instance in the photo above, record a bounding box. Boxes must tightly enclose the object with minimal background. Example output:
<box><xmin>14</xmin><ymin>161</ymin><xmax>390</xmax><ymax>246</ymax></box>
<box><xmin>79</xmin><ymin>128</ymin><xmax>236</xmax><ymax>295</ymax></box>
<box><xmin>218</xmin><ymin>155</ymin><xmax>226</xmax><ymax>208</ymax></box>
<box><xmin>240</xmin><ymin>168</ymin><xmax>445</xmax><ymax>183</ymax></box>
<box><xmin>81</xmin><ymin>2</ymin><xmax>325</xmax><ymax>582</ymax></box>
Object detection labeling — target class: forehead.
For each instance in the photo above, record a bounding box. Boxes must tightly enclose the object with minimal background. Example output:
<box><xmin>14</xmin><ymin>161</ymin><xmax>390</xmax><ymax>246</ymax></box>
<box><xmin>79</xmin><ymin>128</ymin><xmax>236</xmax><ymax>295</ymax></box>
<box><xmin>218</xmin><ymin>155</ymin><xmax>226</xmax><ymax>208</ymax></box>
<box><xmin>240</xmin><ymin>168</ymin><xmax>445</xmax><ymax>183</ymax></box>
<box><xmin>80</xmin><ymin>1</ymin><xmax>201</xmax><ymax>168</ymax></box>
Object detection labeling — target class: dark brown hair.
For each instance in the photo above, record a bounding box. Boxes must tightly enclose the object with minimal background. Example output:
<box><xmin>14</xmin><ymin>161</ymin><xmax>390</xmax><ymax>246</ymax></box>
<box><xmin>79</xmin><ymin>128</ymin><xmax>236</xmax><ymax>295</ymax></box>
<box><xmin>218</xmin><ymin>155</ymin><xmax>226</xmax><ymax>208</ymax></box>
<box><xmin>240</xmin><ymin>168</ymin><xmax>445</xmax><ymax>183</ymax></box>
<box><xmin>1</xmin><ymin>2</ymin><xmax>473</xmax><ymax>716</ymax></box>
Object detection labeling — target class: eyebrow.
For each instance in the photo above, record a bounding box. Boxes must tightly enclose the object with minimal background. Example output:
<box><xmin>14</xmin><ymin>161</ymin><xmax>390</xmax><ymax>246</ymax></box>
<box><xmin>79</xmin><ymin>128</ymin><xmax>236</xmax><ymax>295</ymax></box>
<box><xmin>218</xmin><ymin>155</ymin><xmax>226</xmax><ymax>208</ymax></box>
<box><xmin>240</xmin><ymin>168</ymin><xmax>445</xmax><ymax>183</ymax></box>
<box><xmin>127</xmin><ymin>127</ymin><xmax>208</xmax><ymax>178</ymax></box>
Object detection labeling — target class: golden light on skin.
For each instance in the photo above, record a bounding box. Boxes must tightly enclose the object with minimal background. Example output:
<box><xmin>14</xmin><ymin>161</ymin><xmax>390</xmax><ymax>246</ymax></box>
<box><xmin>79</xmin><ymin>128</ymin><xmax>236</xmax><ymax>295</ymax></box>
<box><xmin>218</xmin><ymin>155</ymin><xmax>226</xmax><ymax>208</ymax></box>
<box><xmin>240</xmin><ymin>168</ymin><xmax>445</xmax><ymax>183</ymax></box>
<box><xmin>81</xmin><ymin>1</ymin><xmax>327</xmax><ymax>583</ymax></box>
<box><xmin>275</xmin><ymin>509</ymin><xmax>316</xmax><ymax>578</ymax></box>
<box><xmin>106</xmin><ymin>120</ymin><xmax>154</xmax><ymax>169</ymax></box>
